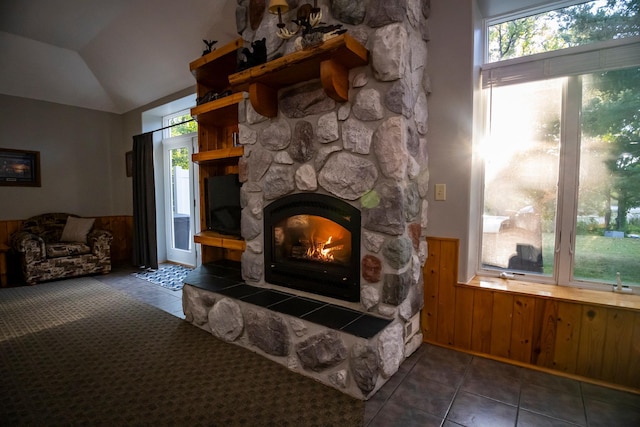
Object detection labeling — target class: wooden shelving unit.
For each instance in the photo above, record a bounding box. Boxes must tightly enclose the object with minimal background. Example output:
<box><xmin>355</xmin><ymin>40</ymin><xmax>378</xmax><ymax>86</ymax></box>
<box><xmin>188</xmin><ymin>34</ymin><xmax>369</xmax><ymax>263</ymax></box>
<box><xmin>189</xmin><ymin>39</ymin><xmax>246</xmax><ymax>263</ymax></box>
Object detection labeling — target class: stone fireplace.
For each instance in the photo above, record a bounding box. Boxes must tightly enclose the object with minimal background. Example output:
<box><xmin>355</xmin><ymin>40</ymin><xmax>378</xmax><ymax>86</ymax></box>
<box><xmin>183</xmin><ymin>0</ymin><xmax>431</xmax><ymax>400</ymax></box>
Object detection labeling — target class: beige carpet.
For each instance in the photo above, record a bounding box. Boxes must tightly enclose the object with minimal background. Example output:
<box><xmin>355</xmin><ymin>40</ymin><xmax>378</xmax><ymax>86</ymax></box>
<box><xmin>0</xmin><ymin>277</ymin><xmax>364</xmax><ymax>426</ymax></box>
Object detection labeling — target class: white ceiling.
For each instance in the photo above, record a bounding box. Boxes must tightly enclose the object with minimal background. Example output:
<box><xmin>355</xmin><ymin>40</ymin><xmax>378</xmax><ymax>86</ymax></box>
<box><xmin>0</xmin><ymin>0</ymin><xmax>238</xmax><ymax>114</ymax></box>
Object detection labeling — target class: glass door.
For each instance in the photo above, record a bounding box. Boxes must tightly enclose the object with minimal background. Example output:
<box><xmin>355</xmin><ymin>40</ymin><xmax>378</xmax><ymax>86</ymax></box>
<box><xmin>163</xmin><ymin>135</ymin><xmax>196</xmax><ymax>266</ymax></box>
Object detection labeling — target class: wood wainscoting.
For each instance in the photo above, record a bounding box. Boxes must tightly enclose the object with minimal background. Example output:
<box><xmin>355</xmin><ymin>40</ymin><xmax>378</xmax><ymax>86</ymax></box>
<box><xmin>422</xmin><ymin>236</ymin><xmax>640</xmax><ymax>391</ymax></box>
<box><xmin>0</xmin><ymin>215</ymin><xmax>133</xmax><ymax>267</ymax></box>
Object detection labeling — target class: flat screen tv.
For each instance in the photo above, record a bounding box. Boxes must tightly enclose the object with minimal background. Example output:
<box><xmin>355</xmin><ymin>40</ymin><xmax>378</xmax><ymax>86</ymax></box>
<box><xmin>204</xmin><ymin>174</ymin><xmax>242</xmax><ymax>237</ymax></box>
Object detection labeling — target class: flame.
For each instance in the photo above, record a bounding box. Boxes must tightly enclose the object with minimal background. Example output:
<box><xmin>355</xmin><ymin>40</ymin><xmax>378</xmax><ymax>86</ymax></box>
<box><xmin>306</xmin><ymin>235</ymin><xmax>336</xmax><ymax>262</ymax></box>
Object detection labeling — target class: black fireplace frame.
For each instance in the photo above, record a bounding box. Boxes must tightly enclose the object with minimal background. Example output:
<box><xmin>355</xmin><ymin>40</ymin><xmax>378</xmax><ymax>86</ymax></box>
<box><xmin>263</xmin><ymin>193</ymin><xmax>361</xmax><ymax>302</ymax></box>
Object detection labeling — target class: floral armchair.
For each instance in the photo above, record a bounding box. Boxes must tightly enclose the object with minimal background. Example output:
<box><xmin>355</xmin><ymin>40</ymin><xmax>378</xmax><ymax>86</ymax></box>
<box><xmin>10</xmin><ymin>213</ymin><xmax>113</xmax><ymax>285</ymax></box>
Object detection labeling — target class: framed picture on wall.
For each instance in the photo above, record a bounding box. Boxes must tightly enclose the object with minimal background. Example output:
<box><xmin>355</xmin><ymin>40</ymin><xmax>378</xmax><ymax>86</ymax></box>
<box><xmin>0</xmin><ymin>148</ymin><xmax>41</xmax><ymax>187</ymax></box>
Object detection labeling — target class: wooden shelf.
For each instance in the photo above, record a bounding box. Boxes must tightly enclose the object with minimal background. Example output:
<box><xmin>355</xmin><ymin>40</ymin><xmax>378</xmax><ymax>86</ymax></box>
<box><xmin>194</xmin><ymin>231</ymin><xmax>246</xmax><ymax>251</ymax></box>
<box><xmin>190</xmin><ymin>38</ymin><xmax>243</xmax><ymax>91</ymax></box>
<box><xmin>192</xmin><ymin>146</ymin><xmax>243</xmax><ymax>164</ymax></box>
<box><xmin>228</xmin><ymin>34</ymin><xmax>369</xmax><ymax>117</ymax></box>
<box><xmin>190</xmin><ymin>92</ymin><xmax>247</xmax><ymax>124</ymax></box>
<box><xmin>189</xmin><ymin>38</ymin><xmax>247</xmax><ymax>262</ymax></box>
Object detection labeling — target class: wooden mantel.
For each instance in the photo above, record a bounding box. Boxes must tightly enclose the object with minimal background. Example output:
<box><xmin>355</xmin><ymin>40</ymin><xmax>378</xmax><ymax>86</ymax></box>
<box><xmin>228</xmin><ymin>34</ymin><xmax>369</xmax><ymax>117</ymax></box>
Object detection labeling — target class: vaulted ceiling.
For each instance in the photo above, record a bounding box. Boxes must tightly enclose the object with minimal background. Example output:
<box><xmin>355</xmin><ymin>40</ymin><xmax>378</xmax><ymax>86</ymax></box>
<box><xmin>0</xmin><ymin>0</ymin><xmax>560</xmax><ymax>114</ymax></box>
<box><xmin>0</xmin><ymin>0</ymin><xmax>238</xmax><ymax>114</ymax></box>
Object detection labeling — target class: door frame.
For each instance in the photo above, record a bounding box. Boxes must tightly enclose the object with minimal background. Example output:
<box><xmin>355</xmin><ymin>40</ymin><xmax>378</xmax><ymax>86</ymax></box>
<box><xmin>162</xmin><ymin>134</ymin><xmax>197</xmax><ymax>266</ymax></box>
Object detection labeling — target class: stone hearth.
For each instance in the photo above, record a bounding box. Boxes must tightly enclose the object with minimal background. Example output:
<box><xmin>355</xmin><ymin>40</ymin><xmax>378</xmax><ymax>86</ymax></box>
<box><xmin>183</xmin><ymin>0</ymin><xmax>431</xmax><ymax>400</ymax></box>
<box><xmin>183</xmin><ymin>260</ymin><xmax>399</xmax><ymax>399</ymax></box>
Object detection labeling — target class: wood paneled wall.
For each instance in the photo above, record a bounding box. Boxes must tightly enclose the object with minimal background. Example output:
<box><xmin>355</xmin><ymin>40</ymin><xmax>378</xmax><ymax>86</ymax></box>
<box><xmin>0</xmin><ymin>216</ymin><xmax>133</xmax><ymax>266</ymax></box>
<box><xmin>422</xmin><ymin>236</ymin><xmax>640</xmax><ymax>391</ymax></box>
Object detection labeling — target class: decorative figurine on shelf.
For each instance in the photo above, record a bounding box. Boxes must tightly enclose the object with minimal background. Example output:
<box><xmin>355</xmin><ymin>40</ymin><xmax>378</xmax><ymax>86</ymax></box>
<box><xmin>297</xmin><ymin>23</ymin><xmax>347</xmax><ymax>50</ymax></box>
<box><xmin>202</xmin><ymin>39</ymin><xmax>218</xmax><ymax>56</ymax></box>
<box><xmin>267</xmin><ymin>0</ymin><xmax>346</xmax><ymax>51</ymax></box>
<box><xmin>237</xmin><ymin>38</ymin><xmax>267</xmax><ymax>71</ymax></box>
<box><xmin>269</xmin><ymin>1</ymin><xmax>322</xmax><ymax>40</ymax></box>
<box><xmin>196</xmin><ymin>90</ymin><xmax>232</xmax><ymax>105</ymax></box>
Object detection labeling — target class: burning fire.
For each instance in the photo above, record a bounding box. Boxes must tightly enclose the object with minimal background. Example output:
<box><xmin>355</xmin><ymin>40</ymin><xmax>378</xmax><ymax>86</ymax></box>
<box><xmin>305</xmin><ymin>235</ymin><xmax>343</xmax><ymax>262</ymax></box>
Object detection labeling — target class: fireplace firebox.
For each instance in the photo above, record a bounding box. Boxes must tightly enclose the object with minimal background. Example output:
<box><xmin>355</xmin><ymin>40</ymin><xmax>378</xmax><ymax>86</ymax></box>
<box><xmin>264</xmin><ymin>193</ymin><xmax>361</xmax><ymax>302</ymax></box>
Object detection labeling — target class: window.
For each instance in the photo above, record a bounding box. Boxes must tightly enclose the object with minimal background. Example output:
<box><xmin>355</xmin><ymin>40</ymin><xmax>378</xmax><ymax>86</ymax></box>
<box><xmin>163</xmin><ymin>109</ymin><xmax>197</xmax><ymax>139</ymax></box>
<box><xmin>479</xmin><ymin>1</ymin><xmax>640</xmax><ymax>292</ymax></box>
<box><xmin>486</xmin><ymin>0</ymin><xmax>640</xmax><ymax>62</ymax></box>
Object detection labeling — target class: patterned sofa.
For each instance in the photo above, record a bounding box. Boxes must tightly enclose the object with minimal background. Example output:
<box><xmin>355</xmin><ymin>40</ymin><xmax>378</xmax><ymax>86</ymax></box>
<box><xmin>11</xmin><ymin>213</ymin><xmax>113</xmax><ymax>285</ymax></box>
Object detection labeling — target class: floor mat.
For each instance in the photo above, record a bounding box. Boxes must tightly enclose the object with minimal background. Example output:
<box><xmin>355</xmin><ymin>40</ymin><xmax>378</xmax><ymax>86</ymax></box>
<box><xmin>133</xmin><ymin>264</ymin><xmax>192</xmax><ymax>291</ymax></box>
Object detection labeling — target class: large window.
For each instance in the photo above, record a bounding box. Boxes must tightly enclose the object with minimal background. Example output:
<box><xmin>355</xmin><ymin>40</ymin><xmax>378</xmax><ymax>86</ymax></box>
<box><xmin>480</xmin><ymin>1</ymin><xmax>640</xmax><ymax>292</ymax></box>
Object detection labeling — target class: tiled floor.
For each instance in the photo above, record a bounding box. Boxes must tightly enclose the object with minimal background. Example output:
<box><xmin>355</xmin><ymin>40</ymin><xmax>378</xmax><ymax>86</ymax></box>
<box><xmin>96</xmin><ymin>265</ymin><xmax>640</xmax><ymax>427</ymax></box>
<box><xmin>97</xmin><ymin>264</ymin><xmax>186</xmax><ymax>319</ymax></box>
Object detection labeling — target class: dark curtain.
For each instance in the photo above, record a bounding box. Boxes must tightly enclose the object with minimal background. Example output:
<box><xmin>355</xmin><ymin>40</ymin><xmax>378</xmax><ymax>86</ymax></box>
<box><xmin>132</xmin><ymin>132</ymin><xmax>158</xmax><ymax>269</ymax></box>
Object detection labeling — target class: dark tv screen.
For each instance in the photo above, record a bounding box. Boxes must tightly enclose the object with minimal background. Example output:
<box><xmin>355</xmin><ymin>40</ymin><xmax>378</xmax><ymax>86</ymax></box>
<box><xmin>205</xmin><ymin>174</ymin><xmax>241</xmax><ymax>236</ymax></box>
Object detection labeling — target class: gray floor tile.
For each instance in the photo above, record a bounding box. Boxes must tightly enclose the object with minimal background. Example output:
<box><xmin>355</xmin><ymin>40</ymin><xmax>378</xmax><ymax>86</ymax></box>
<box><xmin>581</xmin><ymin>382</ymin><xmax>640</xmax><ymax>408</ymax></box>
<box><xmin>520</xmin><ymin>383</ymin><xmax>586</xmax><ymax>426</ymax></box>
<box><xmin>517</xmin><ymin>408</ymin><xmax>582</xmax><ymax>426</ymax></box>
<box><xmin>447</xmin><ymin>391</ymin><xmax>518</xmax><ymax>427</ymax></box>
<box><xmin>584</xmin><ymin>396</ymin><xmax>640</xmax><ymax>426</ymax></box>
<box><xmin>461</xmin><ymin>356</ymin><xmax>522</xmax><ymax>405</ymax></box>
<box><xmin>520</xmin><ymin>368</ymin><xmax>581</xmax><ymax>395</ymax></box>
<box><xmin>411</xmin><ymin>343</ymin><xmax>472</xmax><ymax>388</ymax></box>
<box><xmin>389</xmin><ymin>371</ymin><xmax>457</xmax><ymax>418</ymax></box>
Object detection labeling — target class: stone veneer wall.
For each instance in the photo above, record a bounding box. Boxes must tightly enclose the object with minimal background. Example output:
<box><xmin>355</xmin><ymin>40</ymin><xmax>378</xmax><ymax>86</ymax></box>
<box><xmin>183</xmin><ymin>0</ymin><xmax>431</xmax><ymax>400</ymax></box>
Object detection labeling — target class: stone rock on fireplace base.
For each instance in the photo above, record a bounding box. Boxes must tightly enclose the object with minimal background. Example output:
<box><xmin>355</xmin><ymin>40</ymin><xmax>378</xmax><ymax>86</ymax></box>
<box><xmin>182</xmin><ymin>261</ymin><xmax>423</xmax><ymax>400</ymax></box>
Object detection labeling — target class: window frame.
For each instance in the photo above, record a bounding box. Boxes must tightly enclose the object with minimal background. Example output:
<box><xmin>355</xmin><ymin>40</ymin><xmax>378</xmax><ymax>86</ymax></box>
<box><xmin>484</xmin><ymin>0</ymin><xmax>640</xmax><ymax>64</ymax></box>
<box><xmin>478</xmin><ymin>8</ymin><xmax>640</xmax><ymax>294</ymax></box>
<box><xmin>162</xmin><ymin>109</ymin><xmax>196</xmax><ymax>139</ymax></box>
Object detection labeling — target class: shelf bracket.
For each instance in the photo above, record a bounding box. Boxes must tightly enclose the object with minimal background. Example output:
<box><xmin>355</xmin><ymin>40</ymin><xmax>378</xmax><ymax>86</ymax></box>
<box><xmin>249</xmin><ymin>81</ymin><xmax>278</xmax><ymax>118</ymax></box>
<box><xmin>320</xmin><ymin>58</ymin><xmax>349</xmax><ymax>102</ymax></box>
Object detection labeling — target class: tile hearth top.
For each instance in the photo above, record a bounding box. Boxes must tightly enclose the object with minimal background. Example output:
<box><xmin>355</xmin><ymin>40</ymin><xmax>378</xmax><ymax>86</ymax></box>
<box><xmin>183</xmin><ymin>261</ymin><xmax>392</xmax><ymax>339</ymax></box>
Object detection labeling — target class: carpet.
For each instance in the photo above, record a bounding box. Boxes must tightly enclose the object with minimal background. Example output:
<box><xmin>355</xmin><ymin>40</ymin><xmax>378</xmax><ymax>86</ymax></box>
<box><xmin>133</xmin><ymin>263</ymin><xmax>193</xmax><ymax>291</ymax></box>
<box><xmin>0</xmin><ymin>277</ymin><xmax>364</xmax><ymax>426</ymax></box>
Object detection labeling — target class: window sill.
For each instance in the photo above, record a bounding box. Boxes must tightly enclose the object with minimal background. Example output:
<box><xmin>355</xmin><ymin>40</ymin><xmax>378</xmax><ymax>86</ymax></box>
<box><xmin>462</xmin><ymin>276</ymin><xmax>640</xmax><ymax>311</ymax></box>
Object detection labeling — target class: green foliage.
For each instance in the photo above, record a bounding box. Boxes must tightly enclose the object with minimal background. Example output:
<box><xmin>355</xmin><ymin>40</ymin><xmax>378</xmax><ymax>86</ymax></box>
<box><xmin>170</xmin><ymin>120</ymin><xmax>197</xmax><ymax>137</ymax></box>
<box><xmin>628</xmin><ymin>218</ymin><xmax>640</xmax><ymax>234</ymax></box>
<box><xmin>576</xmin><ymin>218</ymin><xmax>602</xmax><ymax>235</ymax></box>
<box><xmin>582</xmin><ymin>68</ymin><xmax>640</xmax><ymax>231</ymax></box>
<box><xmin>541</xmin><ymin>233</ymin><xmax>640</xmax><ymax>284</ymax></box>
<box><xmin>167</xmin><ymin>113</ymin><xmax>197</xmax><ymax>138</ymax></box>
<box><xmin>171</xmin><ymin>147</ymin><xmax>190</xmax><ymax>171</ymax></box>
<box><xmin>166</xmin><ymin>113</ymin><xmax>196</xmax><ymax>171</ymax></box>
<box><xmin>488</xmin><ymin>0</ymin><xmax>639</xmax><ymax>62</ymax></box>
<box><xmin>555</xmin><ymin>0</ymin><xmax>640</xmax><ymax>45</ymax></box>
<box><xmin>488</xmin><ymin>17</ymin><xmax>560</xmax><ymax>61</ymax></box>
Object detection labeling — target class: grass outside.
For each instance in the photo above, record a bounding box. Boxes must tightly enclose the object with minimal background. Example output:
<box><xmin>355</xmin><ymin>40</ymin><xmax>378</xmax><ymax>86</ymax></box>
<box><xmin>542</xmin><ymin>233</ymin><xmax>640</xmax><ymax>286</ymax></box>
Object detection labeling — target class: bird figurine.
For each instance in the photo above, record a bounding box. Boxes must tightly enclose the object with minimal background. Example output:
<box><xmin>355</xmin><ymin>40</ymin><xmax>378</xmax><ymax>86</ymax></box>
<box><xmin>202</xmin><ymin>39</ymin><xmax>218</xmax><ymax>56</ymax></box>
